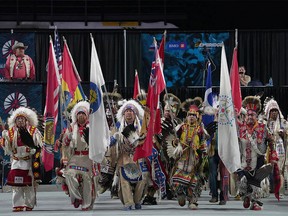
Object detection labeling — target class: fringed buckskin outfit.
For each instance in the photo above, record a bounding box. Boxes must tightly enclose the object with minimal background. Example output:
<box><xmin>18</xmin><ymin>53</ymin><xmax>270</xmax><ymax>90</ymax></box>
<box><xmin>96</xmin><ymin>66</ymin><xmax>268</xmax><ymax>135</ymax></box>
<box><xmin>62</xmin><ymin>101</ymin><xmax>97</xmax><ymax>211</ymax></box>
<box><xmin>113</xmin><ymin>99</ymin><xmax>146</xmax><ymax>210</ymax></box>
<box><xmin>1</xmin><ymin>107</ymin><xmax>43</xmax><ymax>212</ymax></box>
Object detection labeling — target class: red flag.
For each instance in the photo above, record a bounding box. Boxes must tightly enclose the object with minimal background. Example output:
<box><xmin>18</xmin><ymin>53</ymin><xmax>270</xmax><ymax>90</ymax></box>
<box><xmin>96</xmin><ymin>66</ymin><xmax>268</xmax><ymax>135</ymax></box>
<box><xmin>134</xmin><ymin>38</ymin><xmax>166</xmax><ymax>161</ymax></box>
<box><xmin>230</xmin><ymin>47</ymin><xmax>242</xmax><ymax>114</ymax></box>
<box><xmin>133</xmin><ymin>70</ymin><xmax>140</xmax><ymax>99</ymax></box>
<box><xmin>43</xmin><ymin>38</ymin><xmax>61</xmax><ymax>171</ymax></box>
<box><xmin>158</xmin><ymin>30</ymin><xmax>166</xmax><ymax>64</ymax></box>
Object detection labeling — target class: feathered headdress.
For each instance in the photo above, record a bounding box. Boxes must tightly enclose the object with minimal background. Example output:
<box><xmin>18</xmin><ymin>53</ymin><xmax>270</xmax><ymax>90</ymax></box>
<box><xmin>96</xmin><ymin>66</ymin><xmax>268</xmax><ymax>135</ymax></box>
<box><xmin>242</xmin><ymin>95</ymin><xmax>262</xmax><ymax>114</ymax></box>
<box><xmin>8</xmin><ymin>106</ymin><xmax>38</xmax><ymax>128</ymax></box>
<box><xmin>180</xmin><ymin>97</ymin><xmax>203</xmax><ymax>114</ymax></box>
<box><xmin>163</xmin><ymin>93</ymin><xmax>181</xmax><ymax>115</ymax></box>
<box><xmin>116</xmin><ymin>99</ymin><xmax>144</xmax><ymax>123</ymax></box>
<box><xmin>263</xmin><ymin>97</ymin><xmax>283</xmax><ymax>119</ymax></box>
<box><xmin>135</xmin><ymin>89</ymin><xmax>147</xmax><ymax>106</ymax></box>
<box><xmin>103</xmin><ymin>92</ymin><xmax>122</xmax><ymax>105</ymax></box>
<box><xmin>70</xmin><ymin>101</ymin><xmax>90</xmax><ymax>123</ymax></box>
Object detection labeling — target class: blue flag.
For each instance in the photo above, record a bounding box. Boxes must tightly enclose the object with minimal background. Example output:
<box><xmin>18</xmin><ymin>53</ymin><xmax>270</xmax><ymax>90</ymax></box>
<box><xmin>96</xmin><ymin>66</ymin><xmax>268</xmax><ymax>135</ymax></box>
<box><xmin>202</xmin><ymin>62</ymin><xmax>214</xmax><ymax>127</ymax></box>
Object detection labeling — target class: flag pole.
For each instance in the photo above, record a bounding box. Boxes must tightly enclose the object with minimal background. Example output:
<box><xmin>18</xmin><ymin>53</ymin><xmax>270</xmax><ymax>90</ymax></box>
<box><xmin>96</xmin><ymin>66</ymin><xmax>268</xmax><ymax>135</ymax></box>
<box><xmin>53</xmin><ymin>27</ymin><xmax>65</xmax><ymax>131</ymax></box>
<box><xmin>90</xmin><ymin>33</ymin><xmax>116</xmax><ymax>129</ymax></box>
<box><xmin>153</xmin><ymin>36</ymin><xmax>177</xmax><ymax>137</ymax></box>
<box><xmin>235</xmin><ymin>28</ymin><xmax>238</xmax><ymax>48</ymax></box>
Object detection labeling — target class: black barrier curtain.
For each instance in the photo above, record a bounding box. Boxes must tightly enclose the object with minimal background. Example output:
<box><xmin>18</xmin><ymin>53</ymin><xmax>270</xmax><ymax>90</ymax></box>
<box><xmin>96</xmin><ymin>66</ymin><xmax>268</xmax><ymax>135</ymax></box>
<box><xmin>32</xmin><ymin>29</ymin><xmax>288</xmax><ymax>87</ymax></box>
<box><xmin>238</xmin><ymin>30</ymin><xmax>288</xmax><ymax>86</ymax></box>
<box><xmin>34</xmin><ymin>30</ymin><xmax>125</xmax><ymax>89</ymax></box>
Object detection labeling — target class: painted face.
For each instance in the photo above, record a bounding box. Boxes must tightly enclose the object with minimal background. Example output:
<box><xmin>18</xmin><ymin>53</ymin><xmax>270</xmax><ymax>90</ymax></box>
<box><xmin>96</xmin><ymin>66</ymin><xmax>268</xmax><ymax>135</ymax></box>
<box><xmin>15</xmin><ymin>116</ymin><xmax>27</xmax><ymax>128</ymax></box>
<box><xmin>77</xmin><ymin>112</ymin><xmax>88</xmax><ymax>125</ymax></box>
<box><xmin>246</xmin><ymin>110</ymin><xmax>257</xmax><ymax>125</ymax></box>
<box><xmin>187</xmin><ymin>112</ymin><xmax>197</xmax><ymax>124</ymax></box>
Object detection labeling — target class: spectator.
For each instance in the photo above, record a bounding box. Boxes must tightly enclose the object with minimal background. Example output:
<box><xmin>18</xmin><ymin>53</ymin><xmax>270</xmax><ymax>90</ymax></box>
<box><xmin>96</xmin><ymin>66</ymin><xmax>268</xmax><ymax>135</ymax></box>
<box><xmin>4</xmin><ymin>42</ymin><xmax>35</xmax><ymax>81</ymax></box>
<box><xmin>239</xmin><ymin>66</ymin><xmax>251</xmax><ymax>86</ymax></box>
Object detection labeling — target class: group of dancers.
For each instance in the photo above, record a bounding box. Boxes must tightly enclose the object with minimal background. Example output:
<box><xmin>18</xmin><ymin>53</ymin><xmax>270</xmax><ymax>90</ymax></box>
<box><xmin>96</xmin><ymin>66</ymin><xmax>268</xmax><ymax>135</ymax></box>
<box><xmin>1</xmin><ymin>90</ymin><xmax>287</xmax><ymax>212</ymax></box>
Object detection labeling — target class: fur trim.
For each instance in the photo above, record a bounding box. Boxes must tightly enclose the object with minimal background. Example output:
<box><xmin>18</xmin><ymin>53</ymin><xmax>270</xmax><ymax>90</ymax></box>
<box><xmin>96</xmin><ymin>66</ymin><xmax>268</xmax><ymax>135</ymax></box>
<box><xmin>180</xmin><ymin>97</ymin><xmax>203</xmax><ymax>113</ymax></box>
<box><xmin>8</xmin><ymin>107</ymin><xmax>38</xmax><ymax>128</ymax></box>
<box><xmin>116</xmin><ymin>99</ymin><xmax>144</xmax><ymax>123</ymax></box>
<box><xmin>242</xmin><ymin>95</ymin><xmax>262</xmax><ymax>114</ymax></box>
<box><xmin>70</xmin><ymin>101</ymin><xmax>90</xmax><ymax>123</ymax></box>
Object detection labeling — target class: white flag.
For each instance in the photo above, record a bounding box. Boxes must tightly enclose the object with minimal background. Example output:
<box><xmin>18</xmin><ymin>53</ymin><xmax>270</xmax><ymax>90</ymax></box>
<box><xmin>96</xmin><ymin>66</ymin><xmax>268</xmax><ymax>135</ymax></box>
<box><xmin>89</xmin><ymin>34</ymin><xmax>110</xmax><ymax>163</ymax></box>
<box><xmin>218</xmin><ymin>44</ymin><xmax>241</xmax><ymax>173</ymax></box>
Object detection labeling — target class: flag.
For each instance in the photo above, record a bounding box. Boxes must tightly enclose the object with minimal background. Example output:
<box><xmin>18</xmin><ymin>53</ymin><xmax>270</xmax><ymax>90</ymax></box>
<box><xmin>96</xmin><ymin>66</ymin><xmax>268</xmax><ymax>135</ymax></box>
<box><xmin>218</xmin><ymin>44</ymin><xmax>241</xmax><ymax>174</ymax></box>
<box><xmin>133</xmin><ymin>70</ymin><xmax>140</xmax><ymax>99</ymax></box>
<box><xmin>54</xmin><ymin>28</ymin><xmax>62</xmax><ymax>73</ymax></box>
<box><xmin>89</xmin><ymin>34</ymin><xmax>110</xmax><ymax>163</ymax></box>
<box><xmin>230</xmin><ymin>47</ymin><xmax>242</xmax><ymax>114</ymax></box>
<box><xmin>134</xmin><ymin>38</ymin><xmax>166</xmax><ymax>161</ymax></box>
<box><xmin>158</xmin><ymin>30</ymin><xmax>166</xmax><ymax>64</ymax></box>
<box><xmin>42</xmin><ymin>37</ymin><xmax>61</xmax><ymax>171</ymax></box>
<box><xmin>202</xmin><ymin>61</ymin><xmax>214</xmax><ymax>128</ymax></box>
<box><xmin>61</xmin><ymin>39</ymin><xmax>86</xmax><ymax>128</ymax></box>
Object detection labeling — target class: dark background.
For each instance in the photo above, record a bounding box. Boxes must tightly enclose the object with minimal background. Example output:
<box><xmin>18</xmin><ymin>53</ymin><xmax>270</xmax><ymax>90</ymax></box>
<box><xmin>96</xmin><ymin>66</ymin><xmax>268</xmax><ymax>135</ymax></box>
<box><xmin>1</xmin><ymin>0</ymin><xmax>288</xmax><ymax>31</ymax></box>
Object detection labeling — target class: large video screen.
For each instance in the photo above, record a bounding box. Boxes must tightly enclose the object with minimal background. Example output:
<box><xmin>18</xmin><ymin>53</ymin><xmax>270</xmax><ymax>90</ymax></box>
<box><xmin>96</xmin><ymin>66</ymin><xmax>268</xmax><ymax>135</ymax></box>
<box><xmin>141</xmin><ymin>32</ymin><xmax>230</xmax><ymax>87</ymax></box>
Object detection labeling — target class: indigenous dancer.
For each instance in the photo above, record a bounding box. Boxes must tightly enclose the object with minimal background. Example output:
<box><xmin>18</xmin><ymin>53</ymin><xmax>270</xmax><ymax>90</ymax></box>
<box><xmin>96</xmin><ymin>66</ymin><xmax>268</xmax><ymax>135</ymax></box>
<box><xmin>111</xmin><ymin>99</ymin><xmax>146</xmax><ymax>210</ymax></box>
<box><xmin>98</xmin><ymin>91</ymin><xmax>122</xmax><ymax>198</ymax></box>
<box><xmin>169</xmin><ymin>97</ymin><xmax>208</xmax><ymax>210</ymax></box>
<box><xmin>263</xmin><ymin>97</ymin><xmax>288</xmax><ymax>197</ymax></box>
<box><xmin>237</xmin><ymin>95</ymin><xmax>279</xmax><ymax>210</ymax></box>
<box><xmin>1</xmin><ymin>107</ymin><xmax>43</xmax><ymax>212</ymax></box>
<box><xmin>141</xmin><ymin>93</ymin><xmax>181</xmax><ymax>205</ymax></box>
<box><xmin>62</xmin><ymin>101</ymin><xmax>96</xmax><ymax>211</ymax></box>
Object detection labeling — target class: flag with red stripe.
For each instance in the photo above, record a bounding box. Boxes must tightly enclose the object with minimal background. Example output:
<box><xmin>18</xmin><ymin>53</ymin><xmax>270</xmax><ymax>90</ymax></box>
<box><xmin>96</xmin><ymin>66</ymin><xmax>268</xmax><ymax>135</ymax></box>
<box><xmin>43</xmin><ymin>37</ymin><xmax>61</xmax><ymax>172</ymax></box>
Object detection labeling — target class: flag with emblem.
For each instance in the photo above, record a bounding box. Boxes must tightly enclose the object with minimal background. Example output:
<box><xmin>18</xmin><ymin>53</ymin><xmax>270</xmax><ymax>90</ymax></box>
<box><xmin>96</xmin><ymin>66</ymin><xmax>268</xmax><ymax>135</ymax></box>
<box><xmin>43</xmin><ymin>37</ymin><xmax>61</xmax><ymax>171</ymax></box>
<box><xmin>202</xmin><ymin>61</ymin><xmax>214</xmax><ymax>128</ymax></box>
<box><xmin>61</xmin><ymin>38</ymin><xmax>86</xmax><ymax>128</ymax></box>
<box><xmin>89</xmin><ymin>34</ymin><xmax>110</xmax><ymax>163</ymax></box>
<box><xmin>218</xmin><ymin>44</ymin><xmax>241</xmax><ymax>173</ymax></box>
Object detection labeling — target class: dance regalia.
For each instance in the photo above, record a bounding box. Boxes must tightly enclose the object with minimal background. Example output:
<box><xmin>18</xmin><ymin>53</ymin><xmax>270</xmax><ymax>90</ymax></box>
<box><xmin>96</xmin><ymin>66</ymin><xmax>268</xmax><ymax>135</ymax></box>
<box><xmin>62</xmin><ymin>101</ymin><xmax>97</xmax><ymax>211</ymax></box>
<box><xmin>171</xmin><ymin>122</ymin><xmax>207</xmax><ymax>208</ymax></box>
<box><xmin>238</xmin><ymin>121</ymin><xmax>279</xmax><ymax>209</ymax></box>
<box><xmin>1</xmin><ymin>107</ymin><xmax>43</xmax><ymax>212</ymax></box>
